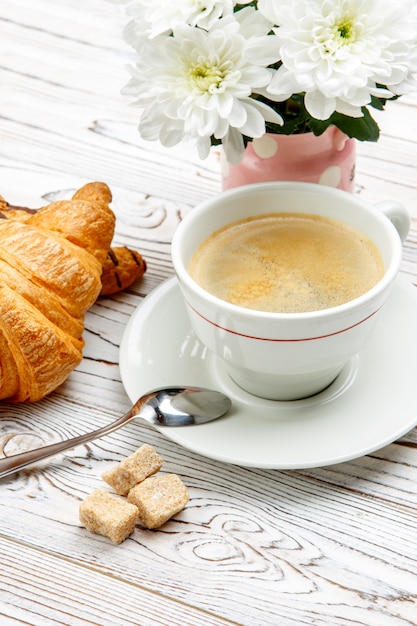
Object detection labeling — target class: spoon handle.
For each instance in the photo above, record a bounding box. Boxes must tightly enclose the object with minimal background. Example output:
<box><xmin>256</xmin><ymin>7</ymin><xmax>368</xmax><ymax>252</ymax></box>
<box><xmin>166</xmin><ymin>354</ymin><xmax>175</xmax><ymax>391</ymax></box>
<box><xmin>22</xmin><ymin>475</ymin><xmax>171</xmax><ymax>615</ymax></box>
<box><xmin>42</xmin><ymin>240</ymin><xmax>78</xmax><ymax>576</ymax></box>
<box><xmin>0</xmin><ymin>393</ymin><xmax>155</xmax><ymax>479</ymax></box>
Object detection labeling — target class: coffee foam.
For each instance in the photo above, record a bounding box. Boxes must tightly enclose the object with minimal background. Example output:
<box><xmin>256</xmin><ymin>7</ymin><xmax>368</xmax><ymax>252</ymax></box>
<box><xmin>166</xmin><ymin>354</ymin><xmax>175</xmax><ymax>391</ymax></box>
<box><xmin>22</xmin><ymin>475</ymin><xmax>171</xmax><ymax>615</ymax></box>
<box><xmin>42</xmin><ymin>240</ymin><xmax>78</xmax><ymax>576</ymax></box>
<box><xmin>189</xmin><ymin>213</ymin><xmax>384</xmax><ymax>313</ymax></box>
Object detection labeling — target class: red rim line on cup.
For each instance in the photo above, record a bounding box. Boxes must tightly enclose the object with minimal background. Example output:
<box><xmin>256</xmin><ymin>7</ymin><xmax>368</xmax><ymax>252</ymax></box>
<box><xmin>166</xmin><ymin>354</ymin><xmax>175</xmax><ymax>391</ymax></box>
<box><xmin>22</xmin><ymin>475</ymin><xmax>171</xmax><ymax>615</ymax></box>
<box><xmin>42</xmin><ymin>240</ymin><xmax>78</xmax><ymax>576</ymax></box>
<box><xmin>186</xmin><ymin>299</ymin><xmax>382</xmax><ymax>343</ymax></box>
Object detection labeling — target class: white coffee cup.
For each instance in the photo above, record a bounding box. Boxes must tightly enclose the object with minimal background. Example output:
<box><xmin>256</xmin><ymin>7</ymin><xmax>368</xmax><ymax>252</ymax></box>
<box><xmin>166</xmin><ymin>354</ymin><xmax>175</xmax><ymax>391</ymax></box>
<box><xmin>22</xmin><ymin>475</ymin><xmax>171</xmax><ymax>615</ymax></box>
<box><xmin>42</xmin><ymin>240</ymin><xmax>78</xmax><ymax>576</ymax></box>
<box><xmin>171</xmin><ymin>182</ymin><xmax>410</xmax><ymax>400</ymax></box>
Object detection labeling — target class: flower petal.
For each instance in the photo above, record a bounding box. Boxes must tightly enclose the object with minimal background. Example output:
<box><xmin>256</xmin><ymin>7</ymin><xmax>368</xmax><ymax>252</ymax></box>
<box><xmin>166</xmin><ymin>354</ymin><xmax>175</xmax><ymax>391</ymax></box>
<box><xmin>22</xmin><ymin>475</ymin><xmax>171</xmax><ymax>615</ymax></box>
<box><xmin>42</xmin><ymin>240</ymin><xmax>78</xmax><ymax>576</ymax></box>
<box><xmin>304</xmin><ymin>90</ymin><xmax>336</xmax><ymax>120</ymax></box>
<box><xmin>222</xmin><ymin>127</ymin><xmax>246</xmax><ymax>164</ymax></box>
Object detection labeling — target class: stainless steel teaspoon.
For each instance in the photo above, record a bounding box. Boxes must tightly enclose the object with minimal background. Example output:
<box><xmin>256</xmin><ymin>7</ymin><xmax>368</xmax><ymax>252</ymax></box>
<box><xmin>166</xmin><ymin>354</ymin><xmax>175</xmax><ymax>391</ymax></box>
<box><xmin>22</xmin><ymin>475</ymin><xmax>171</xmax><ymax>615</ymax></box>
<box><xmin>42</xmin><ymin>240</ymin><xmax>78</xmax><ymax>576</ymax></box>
<box><xmin>0</xmin><ymin>387</ymin><xmax>231</xmax><ymax>479</ymax></box>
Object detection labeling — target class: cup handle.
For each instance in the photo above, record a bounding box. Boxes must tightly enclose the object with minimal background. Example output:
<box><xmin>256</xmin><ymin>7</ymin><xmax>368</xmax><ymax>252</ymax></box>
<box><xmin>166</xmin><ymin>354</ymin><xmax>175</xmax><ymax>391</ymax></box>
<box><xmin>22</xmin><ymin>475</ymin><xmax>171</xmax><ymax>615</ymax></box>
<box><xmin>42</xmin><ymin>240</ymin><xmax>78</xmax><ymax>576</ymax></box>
<box><xmin>375</xmin><ymin>201</ymin><xmax>410</xmax><ymax>243</ymax></box>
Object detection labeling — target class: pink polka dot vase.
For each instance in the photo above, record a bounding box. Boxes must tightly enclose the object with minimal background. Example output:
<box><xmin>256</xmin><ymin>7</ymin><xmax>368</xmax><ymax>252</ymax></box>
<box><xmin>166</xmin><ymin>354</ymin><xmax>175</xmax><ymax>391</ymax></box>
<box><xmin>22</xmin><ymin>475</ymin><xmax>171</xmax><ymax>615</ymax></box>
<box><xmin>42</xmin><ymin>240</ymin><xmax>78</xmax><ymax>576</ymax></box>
<box><xmin>221</xmin><ymin>127</ymin><xmax>356</xmax><ymax>192</ymax></box>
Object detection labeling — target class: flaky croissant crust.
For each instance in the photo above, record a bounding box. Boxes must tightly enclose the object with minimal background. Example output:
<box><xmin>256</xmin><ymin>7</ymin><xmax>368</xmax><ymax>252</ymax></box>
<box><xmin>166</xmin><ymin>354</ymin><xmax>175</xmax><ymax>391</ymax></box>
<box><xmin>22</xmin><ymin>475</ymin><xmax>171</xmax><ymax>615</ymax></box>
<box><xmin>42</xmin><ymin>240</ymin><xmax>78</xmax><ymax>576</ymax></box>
<box><xmin>0</xmin><ymin>182</ymin><xmax>115</xmax><ymax>402</ymax></box>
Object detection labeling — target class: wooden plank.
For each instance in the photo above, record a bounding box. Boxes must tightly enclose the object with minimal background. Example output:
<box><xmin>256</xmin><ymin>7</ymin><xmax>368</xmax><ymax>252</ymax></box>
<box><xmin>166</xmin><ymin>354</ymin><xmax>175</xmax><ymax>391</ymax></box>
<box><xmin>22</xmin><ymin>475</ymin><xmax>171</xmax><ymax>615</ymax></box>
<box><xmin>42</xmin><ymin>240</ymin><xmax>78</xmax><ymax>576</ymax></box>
<box><xmin>0</xmin><ymin>537</ymin><xmax>234</xmax><ymax>626</ymax></box>
<box><xmin>1</xmin><ymin>361</ymin><xmax>417</xmax><ymax>625</ymax></box>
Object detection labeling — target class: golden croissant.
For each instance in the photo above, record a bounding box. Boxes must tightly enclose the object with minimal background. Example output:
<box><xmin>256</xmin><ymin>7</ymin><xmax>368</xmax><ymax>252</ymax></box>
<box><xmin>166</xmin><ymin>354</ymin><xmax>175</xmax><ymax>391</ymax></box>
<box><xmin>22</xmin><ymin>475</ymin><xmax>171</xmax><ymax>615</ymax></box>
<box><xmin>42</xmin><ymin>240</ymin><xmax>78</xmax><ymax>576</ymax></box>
<box><xmin>0</xmin><ymin>182</ymin><xmax>116</xmax><ymax>402</ymax></box>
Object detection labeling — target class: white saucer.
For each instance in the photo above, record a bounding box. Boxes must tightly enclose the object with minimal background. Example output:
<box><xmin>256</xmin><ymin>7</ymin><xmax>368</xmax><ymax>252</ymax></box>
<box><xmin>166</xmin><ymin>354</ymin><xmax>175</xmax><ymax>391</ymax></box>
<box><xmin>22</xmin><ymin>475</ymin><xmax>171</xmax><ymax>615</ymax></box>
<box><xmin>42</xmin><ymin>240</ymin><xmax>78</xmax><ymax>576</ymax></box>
<box><xmin>119</xmin><ymin>276</ymin><xmax>417</xmax><ymax>469</ymax></box>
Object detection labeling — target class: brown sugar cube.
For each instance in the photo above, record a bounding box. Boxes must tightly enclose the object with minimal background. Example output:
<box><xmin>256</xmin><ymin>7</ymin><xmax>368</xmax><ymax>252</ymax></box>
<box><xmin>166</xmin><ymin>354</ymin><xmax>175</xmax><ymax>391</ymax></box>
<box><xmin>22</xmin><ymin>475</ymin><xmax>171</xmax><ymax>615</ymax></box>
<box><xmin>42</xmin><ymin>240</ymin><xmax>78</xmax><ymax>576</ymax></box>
<box><xmin>79</xmin><ymin>489</ymin><xmax>138</xmax><ymax>544</ymax></box>
<box><xmin>101</xmin><ymin>444</ymin><xmax>163</xmax><ymax>496</ymax></box>
<box><xmin>127</xmin><ymin>474</ymin><xmax>189</xmax><ymax>529</ymax></box>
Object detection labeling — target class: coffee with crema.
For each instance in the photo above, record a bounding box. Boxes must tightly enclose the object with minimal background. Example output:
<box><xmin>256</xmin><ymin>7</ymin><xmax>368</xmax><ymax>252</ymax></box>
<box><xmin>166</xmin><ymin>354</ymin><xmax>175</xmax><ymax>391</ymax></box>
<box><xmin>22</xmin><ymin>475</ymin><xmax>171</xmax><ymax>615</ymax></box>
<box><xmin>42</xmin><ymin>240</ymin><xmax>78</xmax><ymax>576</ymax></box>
<box><xmin>189</xmin><ymin>213</ymin><xmax>384</xmax><ymax>313</ymax></box>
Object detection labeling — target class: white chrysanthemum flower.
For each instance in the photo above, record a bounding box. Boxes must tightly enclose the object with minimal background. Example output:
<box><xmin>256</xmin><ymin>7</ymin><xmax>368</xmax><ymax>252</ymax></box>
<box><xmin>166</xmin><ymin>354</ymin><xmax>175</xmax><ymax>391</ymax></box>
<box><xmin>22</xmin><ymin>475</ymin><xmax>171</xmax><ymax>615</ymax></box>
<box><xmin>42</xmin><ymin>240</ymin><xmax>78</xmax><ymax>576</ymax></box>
<box><xmin>123</xmin><ymin>9</ymin><xmax>283</xmax><ymax>163</ymax></box>
<box><xmin>259</xmin><ymin>0</ymin><xmax>417</xmax><ymax>120</ymax></box>
<box><xmin>120</xmin><ymin>0</ymin><xmax>234</xmax><ymax>42</ymax></box>
<box><xmin>119</xmin><ymin>0</ymin><xmax>257</xmax><ymax>49</ymax></box>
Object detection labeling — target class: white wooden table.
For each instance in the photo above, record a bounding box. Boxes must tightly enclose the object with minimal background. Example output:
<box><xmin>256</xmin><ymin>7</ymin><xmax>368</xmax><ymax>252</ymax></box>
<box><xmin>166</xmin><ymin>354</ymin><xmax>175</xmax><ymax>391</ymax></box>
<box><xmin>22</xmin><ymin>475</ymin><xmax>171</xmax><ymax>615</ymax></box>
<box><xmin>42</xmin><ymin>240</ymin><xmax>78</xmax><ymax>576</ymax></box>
<box><xmin>1</xmin><ymin>2</ymin><xmax>417</xmax><ymax>625</ymax></box>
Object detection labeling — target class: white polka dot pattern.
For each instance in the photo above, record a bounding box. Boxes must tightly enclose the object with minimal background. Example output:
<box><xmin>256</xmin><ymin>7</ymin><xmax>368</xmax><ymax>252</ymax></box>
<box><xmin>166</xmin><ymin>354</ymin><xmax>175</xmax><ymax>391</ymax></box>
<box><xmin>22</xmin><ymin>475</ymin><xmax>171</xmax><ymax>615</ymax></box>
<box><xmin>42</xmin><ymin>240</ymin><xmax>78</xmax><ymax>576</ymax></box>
<box><xmin>221</xmin><ymin>129</ymin><xmax>356</xmax><ymax>193</ymax></box>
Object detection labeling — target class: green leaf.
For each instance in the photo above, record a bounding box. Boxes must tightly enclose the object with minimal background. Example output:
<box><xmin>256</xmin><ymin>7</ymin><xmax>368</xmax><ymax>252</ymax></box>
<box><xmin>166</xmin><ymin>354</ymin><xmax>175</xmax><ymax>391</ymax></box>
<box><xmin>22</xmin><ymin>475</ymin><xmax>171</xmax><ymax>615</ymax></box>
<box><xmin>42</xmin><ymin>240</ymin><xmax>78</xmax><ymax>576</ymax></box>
<box><xmin>329</xmin><ymin>108</ymin><xmax>380</xmax><ymax>142</ymax></box>
<box><xmin>370</xmin><ymin>96</ymin><xmax>386</xmax><ymax>111</ymax></box>
<box><xmin>234</xmin><ymin>2</ymin><xmax>258</xmax><ymax>10</ymax></box>
<box><xmin>302</xmin><ymin>107</ymin><xmax>379</xmax><ymax>141</ymax></box>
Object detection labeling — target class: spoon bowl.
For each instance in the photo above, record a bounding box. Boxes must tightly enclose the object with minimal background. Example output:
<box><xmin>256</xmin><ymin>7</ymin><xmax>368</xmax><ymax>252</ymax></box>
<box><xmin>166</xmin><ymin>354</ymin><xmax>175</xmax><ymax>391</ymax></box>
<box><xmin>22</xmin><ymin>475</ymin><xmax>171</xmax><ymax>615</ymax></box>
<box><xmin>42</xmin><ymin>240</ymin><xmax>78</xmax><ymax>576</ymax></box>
<box><xmin>0</xmin><ymin>387</ymin><xmax>231</xmax><ymax>479</ymax></box>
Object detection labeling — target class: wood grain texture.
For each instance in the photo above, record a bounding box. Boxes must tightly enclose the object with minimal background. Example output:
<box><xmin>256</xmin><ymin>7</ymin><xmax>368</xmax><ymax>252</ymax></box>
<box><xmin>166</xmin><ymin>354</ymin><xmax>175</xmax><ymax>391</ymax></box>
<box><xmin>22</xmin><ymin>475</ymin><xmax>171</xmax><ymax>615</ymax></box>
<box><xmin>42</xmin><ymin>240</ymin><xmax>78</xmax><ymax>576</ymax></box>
<box><xmin>0</xmin><ymin>537</ymin><xmax>235</xmax><ymax>626</ymax></box>
<box><xmin>1</xmin><ymin>1</ymin><xmax>417</xmax><ymax>625</ymax></box>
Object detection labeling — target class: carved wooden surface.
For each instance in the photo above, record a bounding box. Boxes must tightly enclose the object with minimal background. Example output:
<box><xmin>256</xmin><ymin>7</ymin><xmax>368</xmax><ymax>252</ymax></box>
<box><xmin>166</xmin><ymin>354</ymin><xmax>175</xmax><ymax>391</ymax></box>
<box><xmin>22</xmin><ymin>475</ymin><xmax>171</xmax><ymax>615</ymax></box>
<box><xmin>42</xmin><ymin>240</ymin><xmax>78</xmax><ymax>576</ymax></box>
<box><xmin>1</xmin><ymin>1</ymin><xmax>417</xmax><ymax>625</ymax></box>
